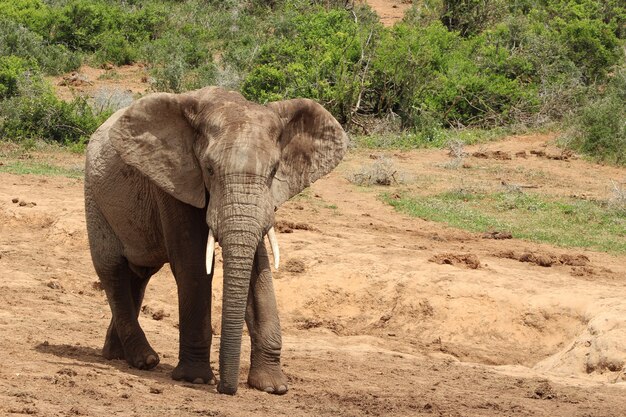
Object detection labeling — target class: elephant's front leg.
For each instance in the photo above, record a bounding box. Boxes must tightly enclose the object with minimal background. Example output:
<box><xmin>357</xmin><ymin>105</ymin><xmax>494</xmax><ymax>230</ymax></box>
<box><xmin>170</xmin><ymin>254</ymin><xmax>216</xmax><ymax>385</ymax></box>
<box><xmin>245</xmin><ymin>242</ymin><xmax>288</xmax><ymax>394</ymax></box>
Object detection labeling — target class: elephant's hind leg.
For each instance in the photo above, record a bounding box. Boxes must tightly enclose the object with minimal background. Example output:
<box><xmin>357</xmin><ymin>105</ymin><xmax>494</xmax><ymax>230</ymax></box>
<box><xmin>97</xmin><ymin>260</ymin><xmax>159</xmax><ymax>370</ymax></box>
<box><xmin>87</xmin><ymin>204</ymin><xmax>160</xmax><ymax>370</ymax></box>
<box><xmin>102</xmin><ymin>266</ymin><xmax>157</xmax><ymax>362</ymax></box>
<box><xmin>245</xmin><ymin>242</ymin><xmax>288</xmax><ymax>394</ymax></box>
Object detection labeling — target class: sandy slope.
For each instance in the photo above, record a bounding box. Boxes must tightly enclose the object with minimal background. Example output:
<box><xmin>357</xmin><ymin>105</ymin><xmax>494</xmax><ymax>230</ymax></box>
<box><xmin>1</xmin><ymin>135</ymin><xmax>625</xmax><ymax>416</ymax></box>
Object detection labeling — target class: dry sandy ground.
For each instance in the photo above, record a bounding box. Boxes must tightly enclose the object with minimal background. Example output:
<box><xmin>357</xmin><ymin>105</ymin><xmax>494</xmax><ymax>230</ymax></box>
<box><xmin>360</xmin><ymin>0</ymin><xmax>412</xmax><ymax>26</ymax></box>
<box><xmin>1</xmin><ymin>134</ymin><xmax>625</xmax><ymax>416</ymax></box>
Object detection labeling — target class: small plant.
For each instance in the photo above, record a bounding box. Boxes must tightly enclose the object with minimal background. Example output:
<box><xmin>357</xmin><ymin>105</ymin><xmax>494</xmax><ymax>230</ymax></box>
<box><xmin>609</xmin><ymin>180</ymin><xmax>626</xmax><ymax>212</ymax></box>
<box><xmin>347</xmin><ymin>156</ymin><xmax>401</xmax><ymax>186</ymax></box>
<box><xmin>442</xmin><ymin>139</ymin><xmax>466</xmax><ymax>169</ymax></box>
<box><xmin>97</xmin><ymin>70</ymin><xmax>121</xmax><ymax>81</ymax></box>
<box><xmin>91</xmin><ymin>87</ymin><xmax>134</xmax><ymax>113</ymax></box>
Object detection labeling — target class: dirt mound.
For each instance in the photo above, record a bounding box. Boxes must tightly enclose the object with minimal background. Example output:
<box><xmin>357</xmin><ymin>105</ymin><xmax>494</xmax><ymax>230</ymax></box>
<box><xmin>472</xmin><ymin>150</ymin><xmax>512</xmax><ymax>160</ymax></box>
<box><xmin>274</xmin><ymin>219</ymin><xmax>318</xmax><ymax>233</ymax></box>
<box><xmin>470</xmin><ymin>148</ymin><xmax>578</xmax><ymax>162</ymax></box>
<box><xmin>283</xmin><ymin>258</ymin><xmax>307</xmax><ymax>273</ymax></box>
<box><xmin>496</xmin><ymin>250</ymin><xmax>590</xmax><ymax>268</ymax></box>
<box><xmin>531</xmin><ymin>149</ymin><xmax>577</xmax><ymax>161</ymax></box>
<box><xmin>482</xmin><ymin>230</ymin><xmax>513</xmax><ymax>240</ymax></box>
<box><xmin>535</xmin><ymin>309</ymin><xmax>626</xmax><ymax>381</ymax></box>
<box><xmin>429</xmin><ymin>252</ymin><xmax>481</xmax><ymax>269</ymax></box>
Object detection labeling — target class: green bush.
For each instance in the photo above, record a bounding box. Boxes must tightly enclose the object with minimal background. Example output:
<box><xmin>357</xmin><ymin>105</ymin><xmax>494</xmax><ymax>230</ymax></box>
<box><xmin>0</xmin><ymin>0</ymin><xmax>167</xmax><ymax>66</ymax></box>
<box><xmin>0</xmin><ymin>55</ymin><xmax>31</xmax><ymax>99</ymax></box>
<box><xmin>0</xmin><ymin>0</ymin><xmax>52</xmax><ymax>35</ymax></box>
<box><xmin>368</xmin><ymin>21</ymin><xmax>539</xmax><ymax>130</ymax></box>
<box><xmin>566</xmin><ymin>69</ymin><xmax>626</xmax><ymax>165</ymax></box>
<box><xmin>0</xmin><ymin>17</ymin><xmax>80</xmax><ymax>74</ymax></box>
<box><xmin>0</xmin><ymin>67</ymin><xmax>108</xmax><ymax>144</ymax></box>
<box><xmin>142</xmin><ymin>30</ymin><xmax>217</xmax><ymax>92</ymax></box>
<box><xmin>241</xmin><ymin>7</ymin><xmax>375</xmax><ymax>122</ymax></box>
<box><xmin>94</xmin><ymin>31</ymin><xmax>138</xmax><ymax>66</ymax></box>
<box><xmin>439</xmin><ymin>0</ymin><xmax>508</xmax><ymax>37</ymax></box>
<box><xmin>535</xmin><ymin>0</ymin><xmax>626</xmax><ymax>39</ymax></box>
<box><xmin>558</xmin><ymin>18</ymin><xmax>622</xmax><ymax>83</ymax></box>
<box><xmin>51</xmin><ymin>1</ymin><xmax>166</xmax><ymax>52</ymax></box>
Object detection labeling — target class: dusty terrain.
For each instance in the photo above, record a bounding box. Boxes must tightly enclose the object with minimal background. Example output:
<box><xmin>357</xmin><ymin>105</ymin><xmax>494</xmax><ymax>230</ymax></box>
<box><xmin>4</xmin><ymin>3</ymin><xmax>625</xmax><ymax>416</ymax></box>
<box><xmin>1</xmin><ymin>133</ymin><xmax>625</xmax><ymax>416</ymax></box>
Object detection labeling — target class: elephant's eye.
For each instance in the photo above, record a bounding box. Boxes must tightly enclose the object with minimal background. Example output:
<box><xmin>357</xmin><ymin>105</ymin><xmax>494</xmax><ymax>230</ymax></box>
<box><xmin>270</xmin><ymin>163</ymin><xmax>279</xmax><ymax>178</ymax></box>
<box><xmin>207</xmin><ymin>166</ymin><xmax>214</xmax><ymax>176</ymax></box>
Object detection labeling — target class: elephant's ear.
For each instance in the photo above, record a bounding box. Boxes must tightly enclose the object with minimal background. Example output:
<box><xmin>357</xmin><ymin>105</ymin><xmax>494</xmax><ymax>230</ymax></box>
<box><xmin>109</xmin><ymin>92</ymin><xmax>206</xmax><ymax>208</ymax></box>
<box><xmin>267</xmin><ymin>99</ymin><xmax>348</xmax><ymax>207</ymax></box>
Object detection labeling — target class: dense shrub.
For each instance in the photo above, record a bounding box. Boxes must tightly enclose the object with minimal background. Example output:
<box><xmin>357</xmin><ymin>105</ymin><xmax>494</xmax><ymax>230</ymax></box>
<box><xmin>565</xmin><ymin>68</ymin><xmax>626</xmax><ymax>165</ymax></box>
<box><xmin>0</xmin><ymin>0</ymin><xmax>167</xmax><ymax>66</ymax></box>
<box><xmin>536</xmin><ymin>0</ymin><xmax>626</xmax><ymax>39</ymax></box>
<box><xmin>0</xmin><ymin>66</ymin><xmax>108</xmax><ymax>144</ymax></box>
<box><xmin>142</xmin><ymin>29</ymin><xmax>217</xmax><ymax>92</ymax></box>
<box><xmin>0</xmin><ymin>18</ymin><xmax>80</xmax><ymax>75</ymax></box>
<box><xmin>439</xmin><ymin>0</ymin><xmax>508</xmax><ymax>37</ymax></box>
<box><xmin>0</xmin><ymin>0</ymin><xmax>624</xmax><ymax>158</ymax></box>
<box><xmin>558</xmin><ymin>18</ymin><xmax>622</xmax><ymax>83</ymax></box>
<box><xmin>242</xmin><ymin>6</ymin><xmax>376</xmax><ymax>122</ymax></box>
<box><xmin>0</xmin><ymin>0</ymin><xmax>52</xmax><ymax>35</ymax></box>
<box><xmin>0</xmin><ymin>56</ymin><xmax>31</xmax><ymax>99</ymax></box>
<box><xmin>367</xmin><ymin>21</ymin><xmax>539</xmax><ymax>130</ymax></box>
<box><xmin>51</xmin><ymin>0</ymin><xmax>167</xmax><ymax>65</ymax></box>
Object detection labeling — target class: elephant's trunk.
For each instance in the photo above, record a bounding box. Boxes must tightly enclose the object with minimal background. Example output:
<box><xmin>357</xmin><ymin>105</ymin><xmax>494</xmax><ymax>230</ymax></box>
<box><xmin>218</xmin><ymin>236</ymin><xmax>257</xmax><ymax>394</ymax></box>
<box><xmin>214</xmin><ymin>189</ymin><xmax>271</xmax><ymax>395</ymax></box>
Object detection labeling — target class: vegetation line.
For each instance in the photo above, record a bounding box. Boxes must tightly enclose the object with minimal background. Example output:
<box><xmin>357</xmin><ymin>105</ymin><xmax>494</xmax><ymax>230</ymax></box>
<box><xmin>0</xmin><ymin>1</ymin><xmax>624</xmax><ymax>163</ymax></box>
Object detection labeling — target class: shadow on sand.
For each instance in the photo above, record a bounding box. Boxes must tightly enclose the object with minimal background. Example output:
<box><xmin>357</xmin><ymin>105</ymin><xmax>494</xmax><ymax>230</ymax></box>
<box><xmin>34</xmin><ymin>342</ymin><xmax>216</xmax><ymax>392</ymax></box>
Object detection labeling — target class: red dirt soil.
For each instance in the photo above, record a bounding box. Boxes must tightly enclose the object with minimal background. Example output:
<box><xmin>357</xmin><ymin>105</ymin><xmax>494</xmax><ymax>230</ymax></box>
<box><xmin>3</xmin><ymin>3</ymin><xmax>625</xmax><ymax>416</ymax></box>
<box><xmin>1</xmin><ymin>134</ymin><xmax>625</xmax><ymax>416</ymax></box>
<box><xmin>363</xmin><ymin>0</ymin><xmax>411</xmax><ymax>26</ymax></box>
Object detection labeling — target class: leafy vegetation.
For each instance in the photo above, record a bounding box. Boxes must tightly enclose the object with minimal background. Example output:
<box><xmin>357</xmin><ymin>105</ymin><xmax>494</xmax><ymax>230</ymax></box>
<box><xmin>0</xmin><ymin>0</ymin><xmax>623</xmax><ymax>164</ymax></box>
<box><xmin>563</xmin><ymin>68</ymin><xmax>626</xmax><ymax>164</ymax></box>
<box><xmin>382</xmin><ymin>190</ymin><xmax>626</xmax><ymax>253</ymax></box>
<box><xmin>0</xmin><ymin>59</ymin><xmax>108</xmax><ymax>144</ymax></box>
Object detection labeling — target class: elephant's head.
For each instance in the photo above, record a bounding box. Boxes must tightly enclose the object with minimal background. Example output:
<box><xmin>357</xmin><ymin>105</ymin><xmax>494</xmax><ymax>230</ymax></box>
<box><xmin>108</xmin><ymin>86</ymin><xmax>347</xmax><ymax>394</ymax></box>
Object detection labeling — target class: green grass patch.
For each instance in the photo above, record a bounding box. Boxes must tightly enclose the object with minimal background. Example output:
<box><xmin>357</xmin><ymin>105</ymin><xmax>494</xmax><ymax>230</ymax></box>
<box><xmin>351</xmin><ymin>126</ymin><xmax>515</xmax><ymax>150</ymax></box>
<box><xmin>382</xmin><ymin>190</ymin><xmax>626</xmax><ymax>253</ymax></box>
<box><xmin>0</xmin><ymin>160</ymin><xmax>83</xmax><ymax>178</ymax></box>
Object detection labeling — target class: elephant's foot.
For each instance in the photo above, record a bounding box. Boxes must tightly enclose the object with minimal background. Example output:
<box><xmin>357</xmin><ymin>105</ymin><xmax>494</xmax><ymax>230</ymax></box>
<box><xmin>172</xmin><ymin>361</ymin><xmax>216</xmax><ymax>384</ymax></box>
<box><xmin>122</xmin><ymin>335</ymin><xmax>160</xmax><ymax>370</ymax></box>
<box><xmin>247</xmin><ymin>365</ymin><xmax>288</xmax><ymax>395</ymax></box>
<box><xmin>102</xmin><ymin>333</ymin><xmax>124</xmax><ymax>360</ymax></box>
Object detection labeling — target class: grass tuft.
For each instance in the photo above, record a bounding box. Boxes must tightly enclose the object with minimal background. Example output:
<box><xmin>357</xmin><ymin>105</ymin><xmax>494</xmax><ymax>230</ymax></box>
<box><xmin>0</xmin><ymin>161</ymin><xmax>83</xmax><ymax>178</ymax></box>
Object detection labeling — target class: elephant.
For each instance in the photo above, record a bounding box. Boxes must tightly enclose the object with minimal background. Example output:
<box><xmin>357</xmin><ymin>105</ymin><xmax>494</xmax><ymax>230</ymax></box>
<box><xmin>84</xmin><ymin>86</ymin><xmax>347</xmax><ymax>395</ymax></box>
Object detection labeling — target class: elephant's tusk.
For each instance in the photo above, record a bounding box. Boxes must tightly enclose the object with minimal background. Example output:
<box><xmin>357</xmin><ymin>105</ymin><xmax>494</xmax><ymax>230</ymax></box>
<box><xmin>267</xmin><ymin>227</ymin><xmax>280</xmax><ymax>270</ymax></box>
<box><xmin>206</xmin><ymin>229</ymin><xmax>215</xmax><ymax>274</ymax></box>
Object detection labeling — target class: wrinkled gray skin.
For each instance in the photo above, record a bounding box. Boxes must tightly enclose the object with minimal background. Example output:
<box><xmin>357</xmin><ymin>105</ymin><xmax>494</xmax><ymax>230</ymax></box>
<box><xmin>84</xmin><ymin>87</ymin><xmax>347</xmax><ymax>395</ymax></box>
